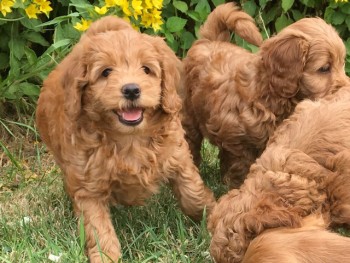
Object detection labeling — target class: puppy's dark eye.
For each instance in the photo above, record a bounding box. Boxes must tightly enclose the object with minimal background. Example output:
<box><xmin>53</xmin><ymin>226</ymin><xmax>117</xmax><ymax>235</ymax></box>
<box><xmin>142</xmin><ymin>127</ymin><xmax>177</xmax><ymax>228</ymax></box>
<box><xmin>102</xmin><ymin>68</ymin><xmax>112</xmax><ymax>77</ymax></box>
<box><xmin>142</xmin><ymin>66</ymin><xmax>151</xmax><ymax>74</ymax></box>
<box><xmin>318</xmin><ymin>64</ymin><xmax>331</xmax><ymax>73</ymax></box>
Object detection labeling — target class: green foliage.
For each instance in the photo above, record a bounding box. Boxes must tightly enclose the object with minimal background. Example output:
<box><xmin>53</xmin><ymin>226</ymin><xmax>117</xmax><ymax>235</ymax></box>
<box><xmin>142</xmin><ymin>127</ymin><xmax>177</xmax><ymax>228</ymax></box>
<box><xmin>1</xmin><ymin>0</ymin><xmax>350</xmax><ymax>116</ymax></box>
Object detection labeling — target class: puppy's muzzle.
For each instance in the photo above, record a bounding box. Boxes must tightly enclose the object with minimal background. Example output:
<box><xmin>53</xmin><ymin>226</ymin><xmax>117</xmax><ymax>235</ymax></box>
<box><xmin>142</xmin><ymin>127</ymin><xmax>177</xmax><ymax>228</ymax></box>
<box><xmin>122</xmin><ymin>83</ymin><xmax>141</xmax><ymax>101</ymax></box>
<box><xmin>115</xmin><ymin>83</ymin><xmax>144</xmax><ymax>126</ymax></box>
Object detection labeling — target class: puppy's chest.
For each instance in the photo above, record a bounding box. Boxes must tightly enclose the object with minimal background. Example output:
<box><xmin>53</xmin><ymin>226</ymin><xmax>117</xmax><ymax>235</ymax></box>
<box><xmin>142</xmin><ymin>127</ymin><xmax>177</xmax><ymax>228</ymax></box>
<box><xmin>87</xmin><ymin>141</ymin><xmax>174</xmax><ymax>184</ymax></box>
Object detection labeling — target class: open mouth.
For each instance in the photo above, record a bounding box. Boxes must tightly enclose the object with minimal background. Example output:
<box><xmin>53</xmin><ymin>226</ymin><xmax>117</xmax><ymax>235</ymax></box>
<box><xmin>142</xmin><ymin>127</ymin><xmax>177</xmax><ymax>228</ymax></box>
<box><xmin>114</xmin><ymin>108</ymin><xmax>144</xmax><ymax>126</ymax></box>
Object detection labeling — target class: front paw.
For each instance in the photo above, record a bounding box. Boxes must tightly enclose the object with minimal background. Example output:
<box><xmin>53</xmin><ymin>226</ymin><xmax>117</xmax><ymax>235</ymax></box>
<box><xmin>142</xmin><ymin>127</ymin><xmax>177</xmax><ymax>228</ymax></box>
<box><xmin>88</xmin><ymin>249</ymin><xmax>121</xmax><ymax>263</ymax></box>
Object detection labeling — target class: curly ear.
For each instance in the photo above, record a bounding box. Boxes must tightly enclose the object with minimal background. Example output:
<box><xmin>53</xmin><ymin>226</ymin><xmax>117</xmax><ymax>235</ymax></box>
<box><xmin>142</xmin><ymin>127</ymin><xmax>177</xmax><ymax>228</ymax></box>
<box><xmin>151</xmin><ymin>37</ymin><xmax>182</xmax><ymax>114</ymax></box>
<box><xmin>261</xmin><ymin>34</ymin><xmax>309</xmax><ymax>98</ymax></box>
<box><xmin>50</xmin><ymin>37</ymin><xmax>88</xmax><ymax>122</ymax></box>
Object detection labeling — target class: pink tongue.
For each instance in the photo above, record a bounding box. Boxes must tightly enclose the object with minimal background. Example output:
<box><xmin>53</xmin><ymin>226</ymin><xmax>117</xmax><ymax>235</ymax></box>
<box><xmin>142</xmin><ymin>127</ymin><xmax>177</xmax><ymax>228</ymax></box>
<box><xmin>121</xmin><ymin>109</ymin><xmax>142</xmax><ymax>121</ymax></box>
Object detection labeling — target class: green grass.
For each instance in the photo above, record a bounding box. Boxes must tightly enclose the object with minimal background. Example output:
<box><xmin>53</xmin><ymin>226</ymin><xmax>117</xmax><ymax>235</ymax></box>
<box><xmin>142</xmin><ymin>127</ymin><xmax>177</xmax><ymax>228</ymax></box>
<box><xmin>3</xmin><ymin>121</ymin><xmax>348</xmax><ymax>263</ymax></box>
<box><xmin>0</xmin><ymin>122</ymin><xmax>225</xmax><ymax>263</ymax></box>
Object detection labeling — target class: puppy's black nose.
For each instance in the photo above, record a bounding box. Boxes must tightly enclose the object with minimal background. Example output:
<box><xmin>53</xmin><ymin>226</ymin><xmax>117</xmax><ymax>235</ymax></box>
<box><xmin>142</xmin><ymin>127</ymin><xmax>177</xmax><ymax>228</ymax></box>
<box><xmin>121</xmin><ymin>83</ymin><xmax>141</xmax><ymax>100</ymax></box>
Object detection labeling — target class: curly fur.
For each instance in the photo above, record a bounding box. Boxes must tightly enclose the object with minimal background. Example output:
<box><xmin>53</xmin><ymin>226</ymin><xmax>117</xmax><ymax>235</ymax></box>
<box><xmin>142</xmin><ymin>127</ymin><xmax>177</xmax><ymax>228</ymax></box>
<box><xmin>207</xmin><ymin>86</ymin><xmax>350</xmax><ymax>263</ymax></box>
<box><xmin>182</xmin><ymin>2</ymin><xmax>349</xmax><ymax>187</ymax></box>
<box><xmin>242</xmin><ymin>215</ymin><xmax>350</xmax><ymax>263</ymax></box>
<box><xmin>36</xmin><ymin>16</ymin><xmax>215</xmax><ymax>263</ymax></box>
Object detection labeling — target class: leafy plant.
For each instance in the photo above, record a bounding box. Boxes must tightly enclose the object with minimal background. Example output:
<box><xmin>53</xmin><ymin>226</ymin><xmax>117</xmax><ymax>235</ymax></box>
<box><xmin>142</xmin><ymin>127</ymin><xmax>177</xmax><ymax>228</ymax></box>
<box><xmin>1</xmin><ymin>0</ymin><xmax>350</xmax><ymax>118</ymax></box>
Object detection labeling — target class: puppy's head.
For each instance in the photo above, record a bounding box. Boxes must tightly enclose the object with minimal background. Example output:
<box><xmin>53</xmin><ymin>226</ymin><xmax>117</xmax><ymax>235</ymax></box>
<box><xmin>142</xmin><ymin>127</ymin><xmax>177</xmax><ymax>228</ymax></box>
<box><xmin>60</xmin><ymin>16</ymin><xmax>182</xmax><ymax>134</ymax></box>
<box><xmin>261</xmin><ymin>17</ymin><xmax>349</xmax><ymax>99</ymax></box>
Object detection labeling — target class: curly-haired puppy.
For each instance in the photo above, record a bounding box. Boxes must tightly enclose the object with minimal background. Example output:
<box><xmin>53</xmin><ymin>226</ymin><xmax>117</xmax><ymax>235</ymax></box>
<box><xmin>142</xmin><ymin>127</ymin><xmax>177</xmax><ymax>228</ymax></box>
<box><xmin>208</xmin><ymin>86</ymin><xmax>350</xmax><ymax>263</ymax></box>
<box><xmin>36</xmin><ymin>16</ymin><xmax>216</xmax><ymax>263</ymax></box>
<box><xmin>243</xmin><ymin>214</ymin><xmax>350</xmax><ymax>263</ymax></box>
<box><xmin>182</xmin><ymin>2</ymin><xmax>349</xmax><ymax>187</ymax></box>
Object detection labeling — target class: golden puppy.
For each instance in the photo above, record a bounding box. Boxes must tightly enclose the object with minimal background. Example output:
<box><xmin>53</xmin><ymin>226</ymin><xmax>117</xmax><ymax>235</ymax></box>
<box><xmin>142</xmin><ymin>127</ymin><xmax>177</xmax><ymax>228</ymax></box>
<box><xmin>182</xmin><ymin>2</ymin><xmax>349</xmax><ymax>187</ymax></box>
<box><xmin>243</xmin><ymin>215</ymin><xmax>350</xmax><ymax>263</ymax></box>
<box><xmin>36</xmin><ymin>16</ymin><xmax>215</xmax><ymax>263</ymax></box>
<box><xmin>208</xmin><ymin>86</ymin><xmax>350</xmax><ymax>263</ymax></box>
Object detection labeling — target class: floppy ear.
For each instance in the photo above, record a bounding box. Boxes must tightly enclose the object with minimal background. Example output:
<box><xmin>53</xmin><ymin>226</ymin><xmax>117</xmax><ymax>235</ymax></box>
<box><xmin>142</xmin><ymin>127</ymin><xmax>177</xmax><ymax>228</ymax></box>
<box><xmin>261</xmin><ymin>34</ymin><xmax>309</xmax><ymax>98</ymax></box>
<box><xmin>152</xmin><ymin>37</ymin><xmax>182</xmax><ymax>114</ymax></box>
<box><xmin>51</xmin><ymin>38</ymin><xmax>88</xmax><ymax>122</ymax></box>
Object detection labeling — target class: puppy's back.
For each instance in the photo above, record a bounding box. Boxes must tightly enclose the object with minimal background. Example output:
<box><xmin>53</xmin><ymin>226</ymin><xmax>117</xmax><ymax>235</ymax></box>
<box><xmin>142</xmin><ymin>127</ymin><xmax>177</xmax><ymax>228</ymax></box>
<box><xmin>243</xmin><ymin>217</ymin><xmax>350</xmax><ymax>263</ymax></box>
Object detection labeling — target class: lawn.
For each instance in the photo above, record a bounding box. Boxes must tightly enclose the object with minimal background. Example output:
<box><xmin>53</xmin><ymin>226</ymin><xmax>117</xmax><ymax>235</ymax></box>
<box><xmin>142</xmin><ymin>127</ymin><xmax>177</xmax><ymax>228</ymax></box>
<box><xmin>2</xmin><ymin>117</ymin><xmax>349</xmax><ymax>263</ymax></box>
<box><xmin>0</xmin><ymin>119</ymin><xmax>227</xmax><ymax>263</ymax></box>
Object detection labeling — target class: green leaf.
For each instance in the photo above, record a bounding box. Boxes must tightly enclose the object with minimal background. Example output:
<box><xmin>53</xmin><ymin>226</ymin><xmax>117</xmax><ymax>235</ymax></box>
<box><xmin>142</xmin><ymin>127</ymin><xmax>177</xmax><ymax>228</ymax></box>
<box><xmin>19</xmin><ymin>17</ymin><xmax>42</xmax><ymax>31</ymax></box>
<box><xmin>21</xmin><ymin>32</ymin><xmax>50</xmax><ymax>46</ymax></box>
<box><xmin>291</xmin><ymin>9</ymin><xmax>303</xmax><ymax>21</ymax></box>
<box><xmin>37</xmin><ymin>13</ymin><xmax>80</xmax><ymax>27</ymax></box>
<box><xmin>0</xmin><ymin>53</ymin><xmax>9</xmax><ymax>70</ymax></box>
<box><xmin>259</xmin><ymin>0</ymin><xmax>270</xmax><ymax>9</ymax></box>
<box><xmin>18</xmin><ymin>82</ymin><xmax>40</xmax><ymax>97</ymax></box>
<box><xmin>275</xmin><ymin>14</ymin><xmax>293</xmax><ymax>32</ymax></box>
<box><xmin>242</xmin><ymin>0</ymin><xmax>257</xmax><ymax>17</ymax></box>
<box><xmin>187</xmin><ymin>10</ymin><xmax>200</xmax><ymax>22</ymax></box>
<box><xmin>262</xmin><ymin>5</ymin><xmax>278</xmax><ymax>25</ymax></box>
<box><xmin>181</xmin><ymin>31</ymin><xmax>195</xmax><ymax>50</ymax></box>
<box><xmin>164</xmin><ymin>32</ymin><xmax>175</xmax><ymax>44</ymax></box>
<box><xmin>43</xmin><ymin>39</ymin><xmax>74</xmax><ymax>55</ymax></box>
<box><xmin>324</xmin><ymin>6</ymin><xmax>335</xmax><ymax>24</ymax></box>
<box><xmin>24</xmin><ymin>46</ymin><xmax>38</xmax><ymax>65</ymax></box>
<box><xmin>341</xmin><ymin>3</ymin><xmax>350</xmax><ymax>14</ymax></box>
<box><xmin>166</xmin><ymin>17</ymin><xmax>187</xmax><ymax>33</ymax></box>
<box><xmin>332</xmin><ymin>12</ymin><xmax>346</xmax><ymax>25</ymax></box>
<box><xmin>194</xmin><ymin>0</ymin><xmax>211</xmax><ymax>20</ymax></box>
<box><xmin>299</xmin><ymin>0</ymin><xmax>315</xmax><ymax>8</ymax></box>
<box><xmin>8</xmin><ymin>37</ymin><xmax>25</xmax><ymax>60</ymax></box>
<box><xmin>346</xmin><ymin>16</ymin><xmax>350</xmax><ymax>31</ymax></box>
<box><xmin>173</xmin><ymin>1</ymin><xmax>188</xmax><ymax>13</ymax></box>
<box><xmin>212</xmin><ymin>0</ymin><xmax>225</xmax><ymax>7</ymax></box>
<box><xmin>282</xmin><ymin>0</ymin><xmax>294</xmax><ymax>12</ymax></box>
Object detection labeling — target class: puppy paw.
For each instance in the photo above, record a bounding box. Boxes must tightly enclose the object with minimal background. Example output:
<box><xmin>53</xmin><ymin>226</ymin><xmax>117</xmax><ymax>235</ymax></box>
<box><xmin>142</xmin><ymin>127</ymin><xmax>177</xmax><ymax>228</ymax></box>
<box><xmin>88</xmin><ymin>250</ymin><xmax>121</xmax><ymax>263</ymax></box>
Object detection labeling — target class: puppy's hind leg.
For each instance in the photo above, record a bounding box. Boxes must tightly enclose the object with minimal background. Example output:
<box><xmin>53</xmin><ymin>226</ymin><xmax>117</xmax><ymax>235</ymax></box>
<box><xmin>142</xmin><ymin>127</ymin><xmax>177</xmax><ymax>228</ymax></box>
<box><xmin>169</xmin><ymin>139</ymin><xmax>216</xmax><ymax>221</ymax></box>
<box><xmin>181</xmin><ymin>98</ymin><xmax>203</xmax><ymax>168</ymax></box>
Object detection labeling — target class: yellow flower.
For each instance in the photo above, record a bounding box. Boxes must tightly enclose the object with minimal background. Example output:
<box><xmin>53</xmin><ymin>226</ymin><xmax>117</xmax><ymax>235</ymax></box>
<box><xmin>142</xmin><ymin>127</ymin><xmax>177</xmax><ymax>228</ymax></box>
<box><xmin>143</xmin><ymin>0</ymin><xmax>152</xmax><ymax>9</ymax></box>
<box><xmin>94</xmin><ymin>5</ymin><xmax>108</xmax><ymax>15</ymax></box>
<box><xmin>151</xmin><ymin>0</ymin><xmax>162</xmax><ymax>10</ymax></box>
<box><xmin>74</xmin><ymin>18</ymin><xmax>92</xmax><ymax>31</ymax></box>
<box><xmin>151</xmin><ymin>8</ymin><xmax>161</xmax><ymax>20</ymax></box>
<box><xmin>105</xmin><ymin>0</ymin><xmax>118</xmax><ymax>7</ymax></box>
<box><xmin>141</xmin><ymin>10</ymin><xmax>152</xmax><ymax>28</ymax></box>
<box><xmin>25</xmin><ymin>3</ymin><xmax>40</xmax><ymax>19</ymax></box>
<box><xmin>116</xmin><ymin>0</ymin><xmax>131</xmax><ymax>16</ymax></box>
<box><xmin>151</xmin><ymin>19</ymin><xmax>163</xmax><ymax>31</ymax></box>
<box><xmin>33</xmin><ymin>0</ymin><xmax>46</xmax><ymax>4</ymax></box>
<box><xmin>38</xmin><ymin>1</ymin><xmax>53</xmax><ymax>17</ymax></box>
<box><xmin>131</xmin><ymin>0</ymin><xmax>142</xmax><ymax>19</ymax></box>
<box><xmin>0</xmin><ymin>0</ymin><xmax>15</xmax><ymax>17</ymax></box>
<box><xmin>141</xmin><ymin>8</ymin><xmax>163</xmax><ymax>32</ymax></box>
<box><xmin>335</xmin><ymin>0</ymin><xmax>348</xmax><ymax>2</ymax></box>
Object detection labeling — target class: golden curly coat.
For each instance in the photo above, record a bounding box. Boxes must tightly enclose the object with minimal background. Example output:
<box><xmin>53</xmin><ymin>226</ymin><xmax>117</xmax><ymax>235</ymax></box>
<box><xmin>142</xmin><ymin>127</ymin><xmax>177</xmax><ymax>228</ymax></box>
<box><xmin>208</xmin><ymin>86</ymin><xmax>350</xmax><ymax>263</ymax></box>
<box><xmin>182</xmin><ymin>2</ymin><xmax>350</xmax><ymax>187</ymax></box>
<box><xmin>36</xmin><ymin>16</ymin><xmax>215</xmax><ymax>263</ymax></box>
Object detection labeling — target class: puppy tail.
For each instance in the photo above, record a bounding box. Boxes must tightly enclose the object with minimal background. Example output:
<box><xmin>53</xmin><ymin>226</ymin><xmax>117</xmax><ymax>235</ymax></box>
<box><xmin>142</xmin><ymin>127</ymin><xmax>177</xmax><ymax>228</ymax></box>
<box><xmin>243</xmin><ymin>216</ymin><xmax>350</xmax><ymax>263</ymax></box>
<box><xmin>200</xmin><ymin>2</ymin><xmax>263</xmax><ymax>46</ymax></box>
